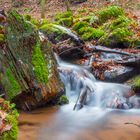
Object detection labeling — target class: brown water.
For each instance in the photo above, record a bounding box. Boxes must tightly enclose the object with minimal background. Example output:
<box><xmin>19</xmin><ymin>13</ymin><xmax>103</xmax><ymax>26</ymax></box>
<box><xmin>18</xmin><ymin>105</ymin><xmax>140</xmax><ymax>140</ymax></box>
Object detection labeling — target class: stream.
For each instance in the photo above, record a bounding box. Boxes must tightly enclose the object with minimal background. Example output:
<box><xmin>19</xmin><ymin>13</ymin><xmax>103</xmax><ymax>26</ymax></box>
<box><xmin>18</xmin><ymin>54</ymin><xmax>140</xmax><ymax>140</ymax></box>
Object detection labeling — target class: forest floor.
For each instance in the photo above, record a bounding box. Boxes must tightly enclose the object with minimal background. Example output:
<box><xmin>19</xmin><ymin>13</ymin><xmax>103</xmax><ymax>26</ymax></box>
<box><xmin>1</xmin><ymin>0</ymin><xmax>140</xmax><ymax>21</ymax></box>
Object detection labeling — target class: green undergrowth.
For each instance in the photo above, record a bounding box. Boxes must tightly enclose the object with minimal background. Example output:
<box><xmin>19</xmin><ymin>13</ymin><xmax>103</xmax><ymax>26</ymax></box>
<box><xmin>0</xmin><ymin>101</ymin><xmax>19</xmax><ymax>140</ymax></box>
<box><xmin>22</xmin><ymin>6</ymin><xmax>140</xmax><ymax>47</ymax></box>
<box><xmin>32</xmin><ymin>42</ymin><xmax>49</xmax><ymax>84</ymax></box>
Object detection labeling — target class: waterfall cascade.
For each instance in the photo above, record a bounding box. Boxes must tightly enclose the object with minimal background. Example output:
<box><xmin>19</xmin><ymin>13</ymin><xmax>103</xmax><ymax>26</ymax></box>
<box><xmin>55</xmin><ymin>54</ymin><xmax>139</xmax><ymax>110</ymax></box>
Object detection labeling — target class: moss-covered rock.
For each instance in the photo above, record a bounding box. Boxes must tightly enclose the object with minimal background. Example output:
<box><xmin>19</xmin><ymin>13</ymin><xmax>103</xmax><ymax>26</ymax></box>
<box><xmin>0</xmin><ymin>101</ymin><xmax>19</xmax><ymax>140</ymax></box>
<box><xmin>58</xmin><ymin>17</ymin><xmax>73</xmax><ymax>27</ymax></box>
<box><xmin>80</xmin><ymin>27</ymin><xmax>105</xmax><ymax>41</ymax></box>
<box><xmin>72</xmin><ymin>21</ymin><xmax>89</xmax><ymax>33</ymax></box>
<box><xmin>98</xmin><ymin>6</ymin><xmax>124</xmax><ymax>23</ymax></box>
<box><xmin>54</xmin><ymin>11</ymin><xmax>73</xmax><ymax>27</ymax></box>
<box><xmin>100</xmin><ymin>27</ymin><xmax>133</xmax><ymax>47</ymax></box>
<box><xmin>57</xmin><ymin>95</ymin><xmax>69</xmax><ymax>105</ymax></box>
<box><xmin>0</xmin><ymin>10</ymin><xmax>65</xmax><ymax>110</ymax></box>
<box><xmin>54</xmin><ymin>11</ymin><xmax>72</xmax><ymax>21</ymax></box>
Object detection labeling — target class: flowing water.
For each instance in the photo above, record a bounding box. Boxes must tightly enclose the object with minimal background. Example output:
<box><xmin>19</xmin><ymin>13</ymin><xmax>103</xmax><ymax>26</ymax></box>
<box><xmin>18</xmin><ymin>54</ymin><xmax>140</xmax><ymax>140</ymax></box>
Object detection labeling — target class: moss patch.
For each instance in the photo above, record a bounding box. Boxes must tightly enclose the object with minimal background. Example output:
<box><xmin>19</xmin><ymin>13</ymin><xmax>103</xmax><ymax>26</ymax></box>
<box><xmin>54</xmin><ymin>11</ymin><xmax>72</xmax><ymax>21</ymax></box>
<box><xmin>57</xmin><ymin>95</ymin><xmax>69</xmax><ymax>105</ymax></box>
<box><xmin>1</xmin><ymin>69</ymin><xmax>21</xmax><ymax>100</ymax></box>
<box><xmin>58</xmin><ymin>17</ymin><xmax>73</xmax><ymax>27</ymax></box>
<box><xmin>98</xmin><ymin>6</ymin><xmax>124</xmax><ymax>23</ymax></box>
<box><xmin>54</xmin><ymin>11</ymin><xmax>73</xmax><ymax>27</ymax></box>
<box><xmin>72</xmin><ymin>21</ymin><xmax>89</xmax><ymax>33</ymax></box>
<box><xmin>32</xmin><ymin>42</ymin><xmax>48</xmax><ymax>84</ymax></box>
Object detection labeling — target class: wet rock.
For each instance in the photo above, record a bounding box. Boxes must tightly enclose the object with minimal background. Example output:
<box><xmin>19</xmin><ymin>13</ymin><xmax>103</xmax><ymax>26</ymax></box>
<box><xmin>104</xmin><ymin>66</ymin><xmax>138</xmax><ymax>83</ymax></box>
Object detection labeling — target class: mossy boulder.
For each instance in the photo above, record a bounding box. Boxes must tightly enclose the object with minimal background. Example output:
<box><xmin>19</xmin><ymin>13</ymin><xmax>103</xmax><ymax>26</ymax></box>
<box><xmin>72</xmin><ymin>21</ymin><xmax>89</xmax><ymax>33</ymax></box>
<box><xmin>58</xmin><ymin>17</ymin><xmax>73</xmax><ymax>27</ymax></box>
<box><xmin>0</xmin><ymin>10</ymin><xmax>64</xmax><ymax>110</ymax></box>
<box><xmin>97</xmin><ymin>6</ymin><xmax>124</xmax><ymax>23</ymax></box>
<box><xmin>80</xmin><ymin>27</ymin><xmax>105</xmax><ymax>41</ymax></box>
<box><xmin>132</xmin><ymin>76</ymin><xmax>140</xmax><ymax>93</ymax></box>
<box><xmin>100</xmin><ymin>27</ymin><xmax>133</xmax><ymax>47</ymax></box>
<box><xmin>0</xmin><ymin>101</ymin><xmax>19</xmax><ymax>140</ymax></box>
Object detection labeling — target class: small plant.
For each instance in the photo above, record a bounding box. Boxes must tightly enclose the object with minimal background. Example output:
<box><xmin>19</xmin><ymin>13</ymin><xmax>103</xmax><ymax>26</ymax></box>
<box><xmin>58</xmin><ymin>95</ymin><xmax>69</xmax><ymax>105</ymax></box>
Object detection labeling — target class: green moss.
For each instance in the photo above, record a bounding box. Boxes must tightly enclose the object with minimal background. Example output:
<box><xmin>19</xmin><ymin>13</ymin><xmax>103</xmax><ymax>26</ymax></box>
<box><xmin>39</xmin><ymin>19</ymin><xmax>49</xmax><ymax>27</ymax></box>
<box><xmin>100</xmin><ymin>27</ymin><xmax>132</xmax><ymax>46</ymax></box>
<box><xmin>55</xmin><ymin>11</ymin><xmax>72</xmax><ymax>21</ymax></box>
<box><xmin>58</xmin><ymin>95</ymin><xmax>69</xmax><ymax>105</ymax></box>
<box><xmin>30</xmin><ymin>18</ymin><xmax>40</xmax><ymax>27</ymax></box>
<box><xmin>101</xmin><ymin>16</ymin><xmax>131</xmax><ymax>31</ymax></box>
<box><xmin>9</xmin><ymin>10</ymin><xmax>31</xmax><ymax>31</ymax></box>
<box><xmin>32</xmin><ymin>42</ymin><xmax>48</xmax><ymax>83</ymax></box>
<box><xmin>132</xmin><ymin>76</ymin><xmax>140</xmax><ymax>91</ymax></box>
<box><xmin>111</xmin><ymin>27</ymin><xmax>132</xmax><ymax>41</ymax></box>
<box><xmin>58</xmin><ymin>17</ymin><xmax>73</xmax><ymax>27</ymax></box>
<box><xmin>24</xmin><ymin>14</ymin><xmax>32</xmax><ymax>21</ymax></box>
<box><xmin>39</xmin><ymin>24</ymin><xmax>60</xmax><ymax>34</ymax></box>
<box><xmin>0</xmin><ymin>33</ymin><xmax>4</xmax><ymax>42</ymax></box>
<box><xmin>0</xmin><ymin>101</ymin><xmax>19</xmax><ymax>140</ymax></box>
<box><xmin>0</xmin><ymin>33</ymin><xmax>4</xmax><ymax>39</ymax></box>
<box><xmin>89</xmin><ymin>15</ymin><xmax>99</xmax><ymax>25</ymax></box>
<box><xmin>39</xmin><ymin>24</ymin><xmax>66</xmax><ymax>43</ymax></box>
<box><xmin>81</xmin><ymin>28</ymin><xmax>105</xmax><ymax>41</ymax></box>
<box><xmin>72</xmin><ymin>21</ymin><xmax>89</xmax><ymax>33</ymax></box>
<box><xmin>77</xmin><ymin>26</ymin><xmax>105</xmax><ymax>41</ymax></box>
<box><xmin>1</xmin><ymin>69</ymin><xmax>21</xmax><ymax>100</ymax></box>
<box><xmin>98</xmin><ymin>6</ymin><xmax>124</xmax><ymax>23</ymax></box>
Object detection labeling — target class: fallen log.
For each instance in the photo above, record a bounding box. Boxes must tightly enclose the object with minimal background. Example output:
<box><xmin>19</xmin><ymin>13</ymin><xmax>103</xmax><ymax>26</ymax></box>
<box><xmin>53</xmin><ymin>39</ymin><xmax>85</xmax><ymax>59</ymax></box>
<box><xmin>116</xmin><ymin>56</ymin><xmax>140</xmax><ymax>68</ymax></box>
<box><xmin>73</xmin><ymin>86</ymin><xmax>92</xmax><ymax>110</ymax></box>
<box><xmin>85</xmin><ymin>45</ymin><xmax>134</xmax><ymax>57</ymax></box>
